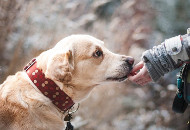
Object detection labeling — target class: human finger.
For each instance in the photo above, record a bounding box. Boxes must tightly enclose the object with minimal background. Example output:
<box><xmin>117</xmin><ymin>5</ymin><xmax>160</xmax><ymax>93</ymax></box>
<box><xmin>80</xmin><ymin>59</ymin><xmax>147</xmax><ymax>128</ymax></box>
<box><xmin>130</xmin><ymin>66</ymin><xmax>146</xmax><ymax>81</ymax></box>
<box><xmin>133</xmin><ymin>74</ymin><xmax>152</xmax><ymax>85</ymax></box>
<box><xmin>138</xmin><ymin>80</ymin><xmax>151</xmax><ymax>86</ymax></box>
<box><xmin>139</xmin><ymin>76</ymin><xmax>152</xmax><ymax>85</ymax></box>
<box><xmin>128</xmin><ymin>74</ymin><xmax>141</xmax><ymax>82</ymax></box>
<box><xmin>128</xmin><ymin>64</ymin><xmax>152</xmax><ymax>84</ymax></box>
<box><xmin>130</xmin><ymin>61</ymin><xmax>144</xmax><ymax>74</ymax></box>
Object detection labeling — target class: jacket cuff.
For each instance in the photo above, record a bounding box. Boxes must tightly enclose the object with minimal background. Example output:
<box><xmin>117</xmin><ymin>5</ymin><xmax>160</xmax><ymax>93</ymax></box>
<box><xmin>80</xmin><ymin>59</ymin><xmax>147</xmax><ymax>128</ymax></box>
<box><xmin>142</xmin><ymin>43</ymin><xmax>177</xmax><ymax>82</ymax></box>
<box><xmin>144</xmin><ymin>61</ymin><xmax>161</xmax><ymax>82</ymax></box>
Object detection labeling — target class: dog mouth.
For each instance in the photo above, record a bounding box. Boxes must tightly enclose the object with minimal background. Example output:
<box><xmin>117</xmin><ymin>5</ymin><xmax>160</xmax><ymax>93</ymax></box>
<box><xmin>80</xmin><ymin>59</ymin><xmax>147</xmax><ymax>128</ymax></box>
<box><xmin>106</xmin><ymin>75</ymin><xmax>128</xmax><ymax>82</ymax></box>
<box><xmin>106</xmin><ymin>67</ymin><xmax>133</xmax><ymax>82</ymax></box>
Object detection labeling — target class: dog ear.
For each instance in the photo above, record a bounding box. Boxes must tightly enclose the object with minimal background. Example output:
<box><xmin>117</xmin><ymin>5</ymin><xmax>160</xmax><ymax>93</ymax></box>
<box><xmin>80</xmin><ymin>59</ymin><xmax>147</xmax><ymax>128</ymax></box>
<box><xmin>45</xmin><ymin>50</ymin><xmax>74</xmax><ymax>83</ymax></box>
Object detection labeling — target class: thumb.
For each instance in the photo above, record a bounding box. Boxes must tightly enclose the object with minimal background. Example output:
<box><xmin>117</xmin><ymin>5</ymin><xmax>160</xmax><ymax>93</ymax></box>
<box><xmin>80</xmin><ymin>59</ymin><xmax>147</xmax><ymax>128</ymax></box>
<box><xmin>131</xmin><ymin>61</ymin><xmax>144</xmax><ymax>73</ymax></box>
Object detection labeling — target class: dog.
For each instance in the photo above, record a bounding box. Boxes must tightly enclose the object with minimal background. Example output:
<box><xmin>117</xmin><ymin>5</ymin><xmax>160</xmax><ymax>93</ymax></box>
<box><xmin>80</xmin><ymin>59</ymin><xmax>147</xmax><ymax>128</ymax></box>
<box><xmin>0</xmin><ymin>35</ymin><xmax>134</xmax><ymax>130</ymax></box>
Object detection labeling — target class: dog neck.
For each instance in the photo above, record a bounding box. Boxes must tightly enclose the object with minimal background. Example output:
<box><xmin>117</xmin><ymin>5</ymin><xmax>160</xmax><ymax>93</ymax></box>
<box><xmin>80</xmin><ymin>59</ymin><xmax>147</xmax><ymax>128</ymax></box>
<box><xmin>53</xmin><ymin>80</ymin><xmax>96</xmax><ymax>103</ymax></box>
<box><xmin>24</xmin><ymin>59</ymin><xmax>75</xmax><ymax>112</ymax></box>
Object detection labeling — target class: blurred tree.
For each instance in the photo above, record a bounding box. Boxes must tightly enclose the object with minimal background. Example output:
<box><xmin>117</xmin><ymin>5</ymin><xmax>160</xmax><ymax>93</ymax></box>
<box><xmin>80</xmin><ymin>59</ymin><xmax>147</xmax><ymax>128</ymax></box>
<box><xmin>150</xmin><ymin>0</ymin><xmax>190</xmax><ymax>38</ymax></box>
<box><xmin>0</xmin><ymin>0</ymin><xmax>22</xmax><ymax>82</ymax></box>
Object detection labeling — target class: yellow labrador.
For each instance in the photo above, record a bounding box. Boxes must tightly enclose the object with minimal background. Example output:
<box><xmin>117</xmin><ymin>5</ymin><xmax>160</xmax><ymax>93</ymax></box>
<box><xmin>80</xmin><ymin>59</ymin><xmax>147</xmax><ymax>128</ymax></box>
<box><xmin>0</xmin><ymin>35</ymin><xmax>134</xmax><ymax>130</ymax></box>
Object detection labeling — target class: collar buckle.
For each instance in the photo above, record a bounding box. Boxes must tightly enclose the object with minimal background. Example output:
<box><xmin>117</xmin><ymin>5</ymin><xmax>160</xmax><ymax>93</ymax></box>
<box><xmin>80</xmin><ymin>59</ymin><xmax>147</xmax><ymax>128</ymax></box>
<box><xmin>24</xmin><ymin>59</ymin><xmax>36</xmax><ymax>71</ymax></box>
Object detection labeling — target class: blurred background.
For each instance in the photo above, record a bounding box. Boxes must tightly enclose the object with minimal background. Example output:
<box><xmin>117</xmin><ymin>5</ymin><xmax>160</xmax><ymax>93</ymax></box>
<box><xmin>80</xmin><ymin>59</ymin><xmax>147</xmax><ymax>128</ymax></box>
<box><xmin>0</xmin><ymin>0</ymin><xmax>190</xmax><ymax>129</ymax></box>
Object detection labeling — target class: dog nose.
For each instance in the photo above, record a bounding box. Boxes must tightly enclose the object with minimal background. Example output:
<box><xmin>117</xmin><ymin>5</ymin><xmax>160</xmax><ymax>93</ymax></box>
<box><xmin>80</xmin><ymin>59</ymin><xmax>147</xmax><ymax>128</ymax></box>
<box><xmin>125</xmin><ymin>57</ymin><xmax>134</xmax><ymax>66</ymax></box>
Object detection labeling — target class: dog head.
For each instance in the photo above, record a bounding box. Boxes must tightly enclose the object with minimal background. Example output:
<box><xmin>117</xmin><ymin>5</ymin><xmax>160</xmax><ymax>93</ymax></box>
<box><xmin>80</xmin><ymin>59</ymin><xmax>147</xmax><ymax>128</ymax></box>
<box><xmin>38</xmin><ymin>35</ymin><xmax>134</xmax><ymax>101</ymax></box>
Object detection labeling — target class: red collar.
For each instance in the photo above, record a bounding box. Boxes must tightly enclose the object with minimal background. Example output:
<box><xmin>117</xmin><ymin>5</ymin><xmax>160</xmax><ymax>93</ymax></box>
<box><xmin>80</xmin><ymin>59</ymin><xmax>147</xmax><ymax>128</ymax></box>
<box><xmin>24</xmin><ymin>59</ymin><xmax>75</xmax><ymax>112</ymax></box>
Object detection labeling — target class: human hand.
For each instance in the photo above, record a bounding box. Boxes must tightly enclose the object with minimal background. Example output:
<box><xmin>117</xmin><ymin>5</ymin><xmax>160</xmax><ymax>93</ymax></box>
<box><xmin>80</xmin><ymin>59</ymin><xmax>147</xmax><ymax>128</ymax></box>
<box><xmin>128</xmin><ymin>61</ymin><xmax>152</xmax><ymax>86</ymax></box>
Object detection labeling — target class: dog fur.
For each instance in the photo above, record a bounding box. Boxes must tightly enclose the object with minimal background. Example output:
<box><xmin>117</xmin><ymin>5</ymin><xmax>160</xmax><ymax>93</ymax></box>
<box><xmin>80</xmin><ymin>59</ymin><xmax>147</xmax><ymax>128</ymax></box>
<box><xmin>0</xmin><ymin>35</ymin><xmax>133</xmax><ymax>130</ymax></box>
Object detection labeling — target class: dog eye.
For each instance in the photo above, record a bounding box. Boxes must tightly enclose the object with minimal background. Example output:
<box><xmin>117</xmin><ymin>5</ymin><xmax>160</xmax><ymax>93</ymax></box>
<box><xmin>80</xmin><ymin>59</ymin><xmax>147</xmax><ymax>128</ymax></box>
<box><xmin>93</xmin><ymin>50</ymin><xmax>103</xmax><ymax>58</ymax></box>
